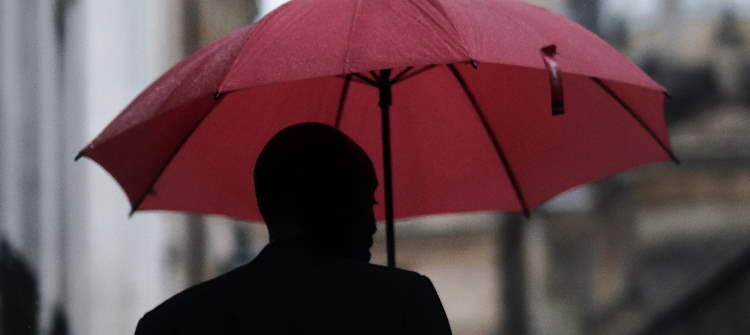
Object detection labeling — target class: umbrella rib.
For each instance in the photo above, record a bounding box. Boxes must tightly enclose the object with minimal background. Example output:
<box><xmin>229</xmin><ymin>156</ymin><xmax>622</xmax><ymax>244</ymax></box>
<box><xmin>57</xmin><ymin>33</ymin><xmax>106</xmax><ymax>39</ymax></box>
<box><xmin>389</xmin><ymin>66</ymin><xmax>414</xmax><ymax>84</ymax></box>
<box><xmin>128</xmin><ymin>96</ymin><xmax>224</xmax><ymax>216</ymax></box>
<box><xmin>447</xmin><ymin>64</ymin><xmax>531</xmax><ymax>217</ymax></box>
<box><xmin>339</xmin><ymin>74</ymin><xmax>371</xmax><ymax>86</ymax></box>
<box><xmin>393</xmin><ymin>64</ymin><xmax>437</xmax><ymax>86</ymax></box>
<box><xmin>334</xmin><ymin>74</ymin><xmax>352</xmax><ymax>128</ymax></box>
<box><xmin>351</xmin><ymin>73</ymin><xmax>377</xmax><ymax>86</ymax></box>
<box><xmin>369</xmin><ymin>70</ymin><xmax>381</xmax><ymax>81</ymax></box>
<box><xmin>590</xmin><ymin>77</ymin><xmax>681</xmax><ymax>165</ymax></box>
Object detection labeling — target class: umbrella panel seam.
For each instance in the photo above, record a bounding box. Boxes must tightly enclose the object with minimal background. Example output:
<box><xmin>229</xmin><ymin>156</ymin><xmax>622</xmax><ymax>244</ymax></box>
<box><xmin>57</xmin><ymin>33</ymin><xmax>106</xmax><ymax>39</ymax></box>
<box><xmin>128</xmin><ymin>98</ymin><xmax>224</xmax><ymax>216</ymax></box>
<box><xmin>334</xmin><ymin>75</ymin><xmax>352</xmax><ymax>128</ymax></box>
<box><xmin>343</xmin><ymin>0</ymin><xmax>364</xmax><ymax>73</ymax></box>
<box><xmin>590</xmin><ymin>77</ymin><xmax>680</xmax><ymax>165</ymax></box>
<box><xmin>446</xmin><ymin>64</ymin><xmax>531</xmax><ymax>217</ymax></box>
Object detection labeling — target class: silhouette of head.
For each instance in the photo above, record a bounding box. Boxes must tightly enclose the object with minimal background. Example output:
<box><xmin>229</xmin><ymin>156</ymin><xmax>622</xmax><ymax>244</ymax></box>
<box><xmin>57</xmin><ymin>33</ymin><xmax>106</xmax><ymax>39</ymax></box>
<box><xmin>254</xmin><ymin>123</ymin><xmax>378</xmax><ymax>262</ymax></box>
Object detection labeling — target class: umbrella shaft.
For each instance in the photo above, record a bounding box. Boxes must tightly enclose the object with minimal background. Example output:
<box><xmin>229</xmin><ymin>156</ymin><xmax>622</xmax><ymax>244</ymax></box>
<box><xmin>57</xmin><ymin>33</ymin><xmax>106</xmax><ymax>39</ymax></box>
<box><xmin>378</xmin><ymin>69</ymin><xmax>396</xmax><ymax>268</ymax></box>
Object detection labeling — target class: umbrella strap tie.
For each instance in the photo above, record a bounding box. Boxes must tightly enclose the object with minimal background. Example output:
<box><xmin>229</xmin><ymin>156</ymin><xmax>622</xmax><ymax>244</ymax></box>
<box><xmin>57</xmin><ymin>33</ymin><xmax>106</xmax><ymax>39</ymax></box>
<box><xmin>542</xmin><ymin>45</ymin><xmax>565</xmax><ymax>116</ymax></box>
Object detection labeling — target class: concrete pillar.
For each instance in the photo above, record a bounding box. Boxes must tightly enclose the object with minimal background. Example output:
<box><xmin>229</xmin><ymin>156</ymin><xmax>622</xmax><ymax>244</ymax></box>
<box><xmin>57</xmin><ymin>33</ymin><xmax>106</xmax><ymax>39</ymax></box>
<box><xmin>500</xmin><ymin>214</ymin><xmax>529</xmax><ymax>335</ymax></box>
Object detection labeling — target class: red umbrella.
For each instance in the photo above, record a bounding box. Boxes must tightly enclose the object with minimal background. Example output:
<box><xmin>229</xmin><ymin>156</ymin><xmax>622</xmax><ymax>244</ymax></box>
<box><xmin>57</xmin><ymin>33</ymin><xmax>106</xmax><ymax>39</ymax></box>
<box><xmin>76</xmin><ymin>0</ymin><xmax>678</xmax><ymax>267</ymax></box>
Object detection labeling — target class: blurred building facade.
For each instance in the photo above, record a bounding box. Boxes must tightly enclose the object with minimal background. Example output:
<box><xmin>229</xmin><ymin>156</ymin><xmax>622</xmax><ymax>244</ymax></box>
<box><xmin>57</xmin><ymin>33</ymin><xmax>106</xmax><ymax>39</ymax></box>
<box><xmin>371</xmin><ymin>1</ymin><xmax>750</xmax><ymax>334</ymax></box>
<box><xmin>535</xmin><ymin>1</ymin><xmax>750</xmax><ymax>335</ymax></box>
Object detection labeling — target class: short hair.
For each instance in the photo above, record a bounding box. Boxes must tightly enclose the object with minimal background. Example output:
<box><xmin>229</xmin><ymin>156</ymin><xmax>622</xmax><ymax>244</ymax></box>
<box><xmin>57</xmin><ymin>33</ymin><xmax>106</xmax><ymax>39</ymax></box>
<box><xmin>254</xmin><ymin>123</ymin><xmax>376</xmax><ymax>239</ymax></box>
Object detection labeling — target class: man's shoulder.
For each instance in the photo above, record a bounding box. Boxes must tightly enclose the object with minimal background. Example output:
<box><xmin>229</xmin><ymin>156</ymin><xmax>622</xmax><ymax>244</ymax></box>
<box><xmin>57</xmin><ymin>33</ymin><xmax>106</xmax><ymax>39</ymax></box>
<box><xmin>135</xmin><ymin>266</ymin><xmax>249</xmax><ymax>334</ymax></box>
<box><xmin>142</xmin><ymin>261</ymin><xmax>428</xmax><ymax>311</ymax></box>
<box><xmin>317</xmin><ymin>260</ymin><xmax>436</xmax><ymax>297</ymax></box>
<box><xmin>135</xmin><ymin>261</ymin><xmax>445</xmax><ymax>334</ymax></box>
<box><xmin>346</xmin><ymin>261</ymin><xmax>429</xmax><ymax>282</ymax></box>
<box><xmin>142</xmin><ymin>266</ymin><xmax>245</xmax><ymax>318</ymax></box>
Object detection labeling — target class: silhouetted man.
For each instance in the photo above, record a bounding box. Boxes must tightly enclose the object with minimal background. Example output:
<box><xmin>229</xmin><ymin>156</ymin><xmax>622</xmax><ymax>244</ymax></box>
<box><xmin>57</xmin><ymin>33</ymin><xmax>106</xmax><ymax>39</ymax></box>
<box><xmin>135</xmin><ymin>123</ymin><xmax>452</xmax><ymax>334</ymax></box>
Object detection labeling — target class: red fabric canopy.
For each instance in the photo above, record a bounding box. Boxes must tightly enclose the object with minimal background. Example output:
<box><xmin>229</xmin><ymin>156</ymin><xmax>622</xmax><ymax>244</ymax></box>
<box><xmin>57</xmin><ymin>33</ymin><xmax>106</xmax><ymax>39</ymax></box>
<box><xmin>78</xmin><ymin>0</ymin><xmax>675</xmax><ymax>222</ymax></box>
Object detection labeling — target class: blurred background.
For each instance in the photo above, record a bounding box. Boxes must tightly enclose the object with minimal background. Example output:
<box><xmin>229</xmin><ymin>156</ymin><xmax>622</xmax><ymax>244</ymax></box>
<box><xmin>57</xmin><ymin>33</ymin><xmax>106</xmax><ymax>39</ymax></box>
<box><xmin>1</xmin><ymin>0</ymin><xmax>749</xmax><ymax>334</ymax></box>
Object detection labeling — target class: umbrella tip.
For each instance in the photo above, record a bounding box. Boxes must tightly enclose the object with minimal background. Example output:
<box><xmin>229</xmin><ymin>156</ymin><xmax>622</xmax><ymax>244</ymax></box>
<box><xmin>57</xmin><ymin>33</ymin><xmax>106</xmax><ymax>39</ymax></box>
<box><xmin>74</xmin><ymin>150</ymin><xmax>85</xmax><ymax>162</ymax></box>
<box><xmin>470</xmin><ymin>60</ymin><xmax>479</xmax><ymax>69</ymax></box>
<box><xmin>213</xmin><ymin>91</ymin><xmax>223</xmax><ymax>100</ymax></box>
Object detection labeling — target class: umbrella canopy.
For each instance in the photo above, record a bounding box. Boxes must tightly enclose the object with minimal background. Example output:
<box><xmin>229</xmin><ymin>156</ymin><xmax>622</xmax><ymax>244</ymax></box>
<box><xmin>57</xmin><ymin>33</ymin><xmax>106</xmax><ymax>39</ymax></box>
<box><xmin>77</xmin><ymin>0</ymin><xmax>676</xmax><ymax>230</ymax></box>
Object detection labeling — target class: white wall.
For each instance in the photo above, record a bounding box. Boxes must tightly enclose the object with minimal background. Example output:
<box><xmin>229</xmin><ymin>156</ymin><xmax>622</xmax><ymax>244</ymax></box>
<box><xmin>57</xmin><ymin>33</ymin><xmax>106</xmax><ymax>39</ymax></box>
<box><xmin>73</xmin><ymin>1</ymin><xmax>183</xmax><ymax>334</ymax></box>
<box><xmin>0</xmin><ymin>0</ymin><xmax>179</xmax><ymax>334</ymax></box>
<box><xmin>1</xmin><ymin>0</ymin><xmax>64</xmax><ymax>333</ymax></box>
<box><xmin>259</xmin><ymin>0</ymin><xmax>289</xmax><ymax>17</ymax></box>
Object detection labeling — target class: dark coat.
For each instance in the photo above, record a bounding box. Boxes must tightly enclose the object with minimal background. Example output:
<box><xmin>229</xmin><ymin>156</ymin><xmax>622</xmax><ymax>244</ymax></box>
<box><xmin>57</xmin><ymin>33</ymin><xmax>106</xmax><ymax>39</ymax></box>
<box><xmin>134</xmin><ymin>241</ymin><xmax>452</xmax><ymax>334</ymax></box>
